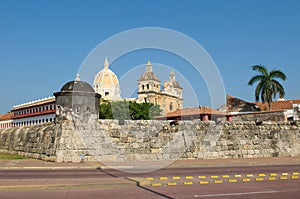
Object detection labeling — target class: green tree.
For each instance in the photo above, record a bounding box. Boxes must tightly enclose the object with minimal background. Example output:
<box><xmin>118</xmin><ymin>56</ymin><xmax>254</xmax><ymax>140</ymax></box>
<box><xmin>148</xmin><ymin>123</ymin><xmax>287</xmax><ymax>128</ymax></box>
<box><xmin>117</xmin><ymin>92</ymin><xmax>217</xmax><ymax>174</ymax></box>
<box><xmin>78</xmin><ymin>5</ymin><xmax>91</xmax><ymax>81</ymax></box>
<box><xmin>99</xmin><ymin>100</ymin><xmax>161</xmax><ymax>120</ymax></box>
<box><xmin>248</xmin><ymin>65</ymin><xmax>287</xmax><ymax>110</ymax></box>
<box><xmin>99</xmin><ymin>99</ymin><xmax>113</xmax><ymax>119</ymax></box>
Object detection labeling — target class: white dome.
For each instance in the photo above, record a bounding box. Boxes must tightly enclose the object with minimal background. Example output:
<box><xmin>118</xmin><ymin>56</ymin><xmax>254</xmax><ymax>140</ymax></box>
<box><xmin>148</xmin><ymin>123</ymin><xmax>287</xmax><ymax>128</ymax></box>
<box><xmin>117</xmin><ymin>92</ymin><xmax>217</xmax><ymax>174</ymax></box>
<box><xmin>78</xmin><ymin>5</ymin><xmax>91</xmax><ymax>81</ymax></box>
<box><xmin>93</xmin><ymin>57</ymin><xmax>121</xmax><ymax>101</ymax></box>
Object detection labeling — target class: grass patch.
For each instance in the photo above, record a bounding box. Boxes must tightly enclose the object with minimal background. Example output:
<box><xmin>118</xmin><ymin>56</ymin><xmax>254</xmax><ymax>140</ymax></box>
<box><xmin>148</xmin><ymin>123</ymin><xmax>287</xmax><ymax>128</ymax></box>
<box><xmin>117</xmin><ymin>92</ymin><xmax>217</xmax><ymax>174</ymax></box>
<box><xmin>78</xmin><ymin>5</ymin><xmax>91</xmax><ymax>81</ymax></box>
<box><xmin>0</xmin><ymin>153</ymin><xmax>27</xmax><ymax>160</ymax></box>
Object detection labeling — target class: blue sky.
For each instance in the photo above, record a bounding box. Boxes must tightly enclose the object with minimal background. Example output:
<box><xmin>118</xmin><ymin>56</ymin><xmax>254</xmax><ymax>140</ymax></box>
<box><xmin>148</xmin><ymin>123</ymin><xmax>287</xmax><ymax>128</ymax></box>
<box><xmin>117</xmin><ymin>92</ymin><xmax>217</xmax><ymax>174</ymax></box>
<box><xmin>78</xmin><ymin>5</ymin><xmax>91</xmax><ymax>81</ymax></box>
<box><xmin>1</xmin><ymin>0</ymin><xmax>300</xmax><ymax>113</ymax></box>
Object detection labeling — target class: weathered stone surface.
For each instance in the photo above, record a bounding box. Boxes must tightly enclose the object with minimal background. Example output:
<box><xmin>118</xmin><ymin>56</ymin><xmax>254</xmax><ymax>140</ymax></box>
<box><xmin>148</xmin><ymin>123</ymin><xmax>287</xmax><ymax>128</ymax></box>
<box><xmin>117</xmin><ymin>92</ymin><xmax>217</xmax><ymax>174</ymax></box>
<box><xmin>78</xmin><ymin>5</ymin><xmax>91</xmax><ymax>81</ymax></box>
<box><xmin>0</xmin><ymin>120</ymin><xmax>300</xmax><ymax>162</ymax></box>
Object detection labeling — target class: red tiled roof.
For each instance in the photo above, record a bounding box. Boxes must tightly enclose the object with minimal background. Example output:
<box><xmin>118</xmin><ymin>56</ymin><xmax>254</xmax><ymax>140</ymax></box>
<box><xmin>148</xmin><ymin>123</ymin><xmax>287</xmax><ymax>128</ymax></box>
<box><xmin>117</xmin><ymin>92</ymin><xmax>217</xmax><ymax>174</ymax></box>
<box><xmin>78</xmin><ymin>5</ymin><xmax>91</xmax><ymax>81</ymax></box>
<box><xmin>0</xmin><ymin>112</ymin><xmax>13</xmax><ymax>121</ymax></box>
<box><xmin>159</xmin><ymin>106</ymin><xmax>226</xmax><ymax>118</ymax></box>
<box><xmin>255</xmin><ymin>100</ymin><xmax>300</xmax><ymax>111</ymax></box>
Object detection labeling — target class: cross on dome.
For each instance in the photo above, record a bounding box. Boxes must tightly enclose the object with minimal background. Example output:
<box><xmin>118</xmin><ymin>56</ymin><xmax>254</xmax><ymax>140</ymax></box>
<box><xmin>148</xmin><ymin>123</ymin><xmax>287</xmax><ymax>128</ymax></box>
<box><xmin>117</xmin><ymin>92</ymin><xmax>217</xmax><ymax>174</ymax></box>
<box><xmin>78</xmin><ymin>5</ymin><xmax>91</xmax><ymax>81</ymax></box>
<box><xmin>75</xmin><ymin>74</ymin><xmax>80</xmax><ymax>81</ymax></box>
<box><xmin>104</xmin><ymin>56</ymin><xmax>109</xmax><ymax>69</ymax></box>
<box><xmin>146</xmin><ymin>60</ymin><xmax>152</xmax><ymax>72</ymax></box>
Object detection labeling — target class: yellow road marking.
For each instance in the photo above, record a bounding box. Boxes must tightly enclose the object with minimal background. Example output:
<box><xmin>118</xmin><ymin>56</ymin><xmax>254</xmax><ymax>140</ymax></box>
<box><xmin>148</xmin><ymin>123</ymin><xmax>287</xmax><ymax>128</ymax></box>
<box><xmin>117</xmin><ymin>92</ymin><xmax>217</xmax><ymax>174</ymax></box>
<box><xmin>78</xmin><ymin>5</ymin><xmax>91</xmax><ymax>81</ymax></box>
<box><xmin>256</xmin><ymin>178</ymin><xmax>264</xmax><ymax>181</ymax></box>
<box><xmin>268</xmin><ymin>177</ymin><xmax>277</xmax><ymax>181</ymax></box>
<box><xmin>280</xmin><ymin>176</ymin><xmax>288</xmax><ymax>180</ymax></box>
<box><xmin>242</xmin><ymin>178</ymin><xmax>251</xmax><ymax>182</ymax></box>
<box><xmin>210</xmin><ymin>175</ymin><xmax>219</xmax><ymax>179</ymax></box>
<box><xmin>199</xmin><ymin>176</ymin><xmax>207</xmax><ymax>179</ymax></box>
<box><xmin>234</xmin><ymin>174</ymin><xmax>242</xmax><ymax>178</ymax></box>
<box><xmin>160</xmin><ymin>177</ymin><xmax>168</xmax><ymax>180</ymax></box>
<box><xmin>172</xmin><ymin>176</ymin><xmax>181</xmax><ymax>180</ymax></box>
<box><xmin>292</xmin><ymin>172</ymin><xmax>299</xmax><ymax>175</ymax></box>
<box><xmin>167</xmin><ymin>182</ymin><xmax>177</xmax><ymax>186</ymax></box>
<box><xmin>292</xmin><ymin>176</ymin><xmax>299</xmax><ymax>179</ymax></box>
<box><xmin>281</xmin><ymin>173</ymin><xmax>289</xmax><ymax>176</ymax></box>
<box><xmin>222</xmin><ymin>175</ymin><xmax>230</xmax><ymax>178</ymax></box>
<box><xmin>246</xmin><ymin>174</ymin><xmax>254</xmax><ymax>177</ymax></box>
<box><xmin>152</xmin><ymin>183</ymin><xmax>161</xmax><ymax>186</ymax></box>
<box><xmin>184</xmin><ymin>181</ymin><xmax>193</xmax><ymax>185</ymax></box>
<box><xmin>199</xmin><ymin>181</ymin><xmax>209</xmax><ymax>185</ymax></box>
<box><xmin>214</xmin><ymin>180</ymin><xmax>223</xmax><ymax>184</ymax></box>
<box><xmin>270</xmin><ymin>173</ymin><xmax>277</xmax><ymax>177</ymax></box>
<box><xmin>228</xmin><ymin>179</ymin><xmax>237</xmax><ymax>183</ymax></box>
<box><xmin>258</xmin><ymin>174</ymin><xmax>266</xmax><ymax>177</ymax></box>
<box><xmin>186</xmin><ymin>176</ymin><xmax>194</xmax><ymax>179</ymax></box>
<box><xmin>147</xmin><ymin>177</ymin><xmax>154</xmax><ymax>181</ymax></box>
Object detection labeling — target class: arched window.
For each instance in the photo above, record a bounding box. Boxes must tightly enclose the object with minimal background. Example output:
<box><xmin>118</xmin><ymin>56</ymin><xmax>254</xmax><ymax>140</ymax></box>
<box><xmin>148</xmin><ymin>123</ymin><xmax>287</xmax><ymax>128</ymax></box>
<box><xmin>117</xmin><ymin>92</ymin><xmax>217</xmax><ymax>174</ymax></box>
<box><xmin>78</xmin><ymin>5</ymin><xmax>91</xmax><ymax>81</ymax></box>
<box><xmin>142</xmin><ymin>85</ymin><xmax>144</xmax><ymax>90</ymax></box>
<box><xmin>146</xmin><ymin>84</ymin><xmax>149</xmax><ymax>89</ymax></box>
<box><xmin>169</xmin><ymin>102</ymin><xmax>173</xmax><ymax>112</ymax></box>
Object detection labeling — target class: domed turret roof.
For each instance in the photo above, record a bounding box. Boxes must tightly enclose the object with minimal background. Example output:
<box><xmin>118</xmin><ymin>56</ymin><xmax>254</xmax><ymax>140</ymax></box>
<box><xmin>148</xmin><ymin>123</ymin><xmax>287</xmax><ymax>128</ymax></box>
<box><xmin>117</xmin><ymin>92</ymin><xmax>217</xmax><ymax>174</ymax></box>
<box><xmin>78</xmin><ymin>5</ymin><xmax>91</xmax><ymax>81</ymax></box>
<box><xmin>94</xmin><ymin>57</ymin><xmax>119</xmax><ymax>86</ymax></box>
<box><xmin>163</xmin><ymin>70</ymin><xmax>182</xmax><ymax>89</ymax></box>
<box><xmin>138</xmin><ymin>60</ymin><xmax>160</xmax><ymax>82</ymax></box>
<box><xmin>61</xmin><ymin>74</ymin><xmax>95</xmax><ymax>93</ymax></box>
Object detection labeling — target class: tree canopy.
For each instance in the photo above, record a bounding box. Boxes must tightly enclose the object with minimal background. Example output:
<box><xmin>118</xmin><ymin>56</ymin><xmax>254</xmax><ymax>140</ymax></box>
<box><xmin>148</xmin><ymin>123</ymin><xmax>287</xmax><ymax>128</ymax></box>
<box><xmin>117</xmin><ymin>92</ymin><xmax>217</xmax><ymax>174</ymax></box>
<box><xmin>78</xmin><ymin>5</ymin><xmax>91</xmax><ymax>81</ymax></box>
<box><xmin>99</xmin><ymin>99</ymin><xmax>162</xmax><ymax>120</ymax></box>
<box><xmin>248</xmin><ymin>65</ymin><xmax>287</xmax><ymax>110</ymax></box>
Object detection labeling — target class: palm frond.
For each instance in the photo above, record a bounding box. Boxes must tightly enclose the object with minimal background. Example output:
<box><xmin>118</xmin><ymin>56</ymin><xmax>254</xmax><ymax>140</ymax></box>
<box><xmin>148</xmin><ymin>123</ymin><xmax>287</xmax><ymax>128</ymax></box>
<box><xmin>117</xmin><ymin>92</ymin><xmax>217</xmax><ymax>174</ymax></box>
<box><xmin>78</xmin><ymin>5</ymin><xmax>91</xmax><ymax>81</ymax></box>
<box><xmin>251</xmin><ymin>65</ymin><xmax>268</xmax><ymax>76</ymax></box>
<box><xmin>248</xmin><ymin>75</ymin><xmax>265</xmax><ymax>86</ymax></box>
<box><xmin>269</xmin><ymin>70</ymin><xmax>287</xmax><ymax>81</ymax></box>
<box><xmin>272</xmin><ymin>79</ymin><xmax>285</xmax><ymax>98</ymax></box>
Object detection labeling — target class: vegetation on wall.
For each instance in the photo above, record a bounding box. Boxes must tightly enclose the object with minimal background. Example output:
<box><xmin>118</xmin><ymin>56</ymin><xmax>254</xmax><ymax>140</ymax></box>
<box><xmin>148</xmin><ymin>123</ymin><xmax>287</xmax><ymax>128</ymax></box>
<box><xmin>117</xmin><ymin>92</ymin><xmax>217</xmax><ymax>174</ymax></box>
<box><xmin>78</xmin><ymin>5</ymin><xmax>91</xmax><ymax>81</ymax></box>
<box><xmin>99</xmin><ymin>99</ymin><xmax>161</xmax><ymax>120</ymax></box>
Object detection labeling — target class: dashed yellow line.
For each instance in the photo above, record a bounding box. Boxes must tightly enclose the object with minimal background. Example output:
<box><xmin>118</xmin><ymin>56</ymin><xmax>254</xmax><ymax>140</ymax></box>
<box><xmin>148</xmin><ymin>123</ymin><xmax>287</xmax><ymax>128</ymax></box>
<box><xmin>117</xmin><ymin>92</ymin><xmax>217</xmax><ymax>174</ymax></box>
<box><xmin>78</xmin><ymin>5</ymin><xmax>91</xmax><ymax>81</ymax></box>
<box><xmin>185</xmin><ymin>176</ymin><xmax>193</xmax><ymax>179</ymax></box>
<box><xmin>242</xmin><ymin>178</ymin><xmax>251</xmax><ymax>182</ymax></box>
<box><xmin>214</xmin><ymin>180</ymin><xmax>223</xmax><ymax>184</ymax></box>
<box><xmin>280</xmin><ymin>176</ymin><xmax>288</xmax><ymax>180</ymax></box>
<box><xmin>159</xmin><ymin>177</ymin><xmax>168</xmax><ymax>180</ymax></box>
<box><xmin>268</xmin><ymin>177</ymin><xmax>277</xmax><ymax>181</ymax></box>
<box><xmin>152</xmin><ymin>183</ymin><xmax>161</xmax><ymax>186</ymax></box>
<box><xmin>256</xmin><ymin>178</ymin><xmax>264</xmax><ymax>181</ymax></box>
<box><xmin>167</xmin><ymin>182</ymin><xmax>177</xmax><ymax>186</ymax></box>
<box><xmin>149</xmin><ymin>172</ymin><xmax>299</xmax><ymax>186</ymax></box>
<box><xmin>222</xmin><ymin>175</ymin><xmax>230</xmax><ymax>179</ymax></box>
<box><xmin>199</xmin><ymin>181</ymin><xmax>209</xmax><ymax>185</ymax></box>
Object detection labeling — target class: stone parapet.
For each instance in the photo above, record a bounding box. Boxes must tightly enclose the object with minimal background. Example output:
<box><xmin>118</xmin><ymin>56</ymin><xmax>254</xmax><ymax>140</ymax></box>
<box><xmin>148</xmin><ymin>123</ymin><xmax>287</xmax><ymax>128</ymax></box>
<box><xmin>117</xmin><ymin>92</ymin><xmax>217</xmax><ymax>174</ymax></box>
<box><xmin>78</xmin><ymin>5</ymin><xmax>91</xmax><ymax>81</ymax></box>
<box><xmin>0</xmin><ymin>120</ymin><xmax>299</xmax><ymax>162</ymax></box>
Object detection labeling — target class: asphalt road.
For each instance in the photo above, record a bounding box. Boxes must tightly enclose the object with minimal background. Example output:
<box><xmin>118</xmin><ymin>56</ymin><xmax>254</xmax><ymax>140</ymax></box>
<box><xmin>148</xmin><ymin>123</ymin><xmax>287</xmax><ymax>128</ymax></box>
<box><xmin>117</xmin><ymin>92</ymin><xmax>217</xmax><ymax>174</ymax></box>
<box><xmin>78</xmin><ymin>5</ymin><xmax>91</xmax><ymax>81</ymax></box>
<box><xmin>0</xmin><ymin>165</ymin><xmax>299</xmax><ymax>199</ymax></box>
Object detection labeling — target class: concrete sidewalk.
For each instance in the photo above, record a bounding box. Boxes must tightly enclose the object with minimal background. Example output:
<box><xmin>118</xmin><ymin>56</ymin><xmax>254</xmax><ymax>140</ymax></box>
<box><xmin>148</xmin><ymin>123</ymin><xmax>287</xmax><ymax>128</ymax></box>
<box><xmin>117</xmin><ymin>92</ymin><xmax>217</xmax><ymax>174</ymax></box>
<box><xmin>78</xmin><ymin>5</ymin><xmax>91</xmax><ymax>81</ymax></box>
<box><xmin>1</xmin><ymin>156</ymin><xmax>300</xmax><ymax>170</ymax></box>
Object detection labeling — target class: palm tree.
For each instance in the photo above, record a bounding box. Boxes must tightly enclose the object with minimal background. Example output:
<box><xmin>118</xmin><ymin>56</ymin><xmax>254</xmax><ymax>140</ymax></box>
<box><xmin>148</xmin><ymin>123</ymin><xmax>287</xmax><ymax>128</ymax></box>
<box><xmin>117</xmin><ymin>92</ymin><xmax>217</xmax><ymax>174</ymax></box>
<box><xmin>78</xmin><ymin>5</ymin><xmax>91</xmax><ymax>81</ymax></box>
<box><xmin>248</xmin><ymin>65</ymin><xmax>287</xmax><ymax>110</ymax></box>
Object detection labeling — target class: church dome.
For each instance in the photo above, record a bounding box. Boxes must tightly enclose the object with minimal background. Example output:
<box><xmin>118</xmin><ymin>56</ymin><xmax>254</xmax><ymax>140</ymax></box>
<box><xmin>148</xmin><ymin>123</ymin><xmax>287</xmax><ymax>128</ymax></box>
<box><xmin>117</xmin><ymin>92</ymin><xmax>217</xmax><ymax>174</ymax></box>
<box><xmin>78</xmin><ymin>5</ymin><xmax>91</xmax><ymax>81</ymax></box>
<box><xmin>93</xmin><ymin>57</ymin><xmax>121</xmax><ymax>101</ymax></box>
<box><xmin>94</xmin><ymin>57</ymin><xmax>119</xmax><ymax>86</ymax></box>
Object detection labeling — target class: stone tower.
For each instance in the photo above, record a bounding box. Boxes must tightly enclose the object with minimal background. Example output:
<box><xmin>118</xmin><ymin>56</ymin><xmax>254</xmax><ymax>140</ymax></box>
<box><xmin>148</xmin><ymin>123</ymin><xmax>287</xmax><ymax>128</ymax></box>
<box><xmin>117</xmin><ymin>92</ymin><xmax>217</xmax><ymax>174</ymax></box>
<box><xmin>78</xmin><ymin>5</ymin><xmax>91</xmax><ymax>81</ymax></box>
<box><xmin>137</xmin><ymin>61</ymin><xmax>183</xmax><ymax>115</ymax></box>
<box><xmin>54</xmin><ymin>74</ymin><xmax>101</xmax><ymax>123</ymax></box>
<box><xmin>137</xmin><ymin>60</ymin><xmax>161</xmax><ymax>105</ymax></box>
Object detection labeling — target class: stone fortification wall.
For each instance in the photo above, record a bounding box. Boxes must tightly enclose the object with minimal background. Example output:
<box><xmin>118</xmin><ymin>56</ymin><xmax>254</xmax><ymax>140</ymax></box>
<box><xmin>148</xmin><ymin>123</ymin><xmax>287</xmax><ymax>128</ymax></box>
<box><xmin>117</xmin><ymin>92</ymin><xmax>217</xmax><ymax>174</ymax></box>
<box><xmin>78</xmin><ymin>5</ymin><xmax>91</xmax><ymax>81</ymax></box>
<box><xmin>231</xmin><ymin>111</ymin><xmax>286</xmax><ymax>122</ymax></box>
<box><xmin>0</xmin><ymin>123</ymin><xmax>60</xmax><ymax>161</ymax></box>
<box><xmin>57</xmin><ymin>120</ymin><xmax>300</xmax><ymax>162</ymax></box>
<box><xmin>1</xmin><ymin>120</ymin><xmax>300</xmax><ymax>162</ymax></box>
